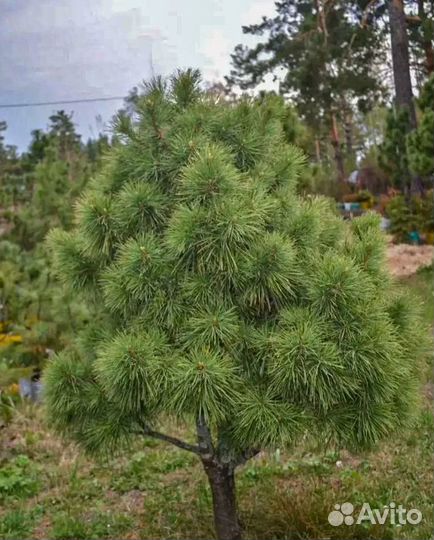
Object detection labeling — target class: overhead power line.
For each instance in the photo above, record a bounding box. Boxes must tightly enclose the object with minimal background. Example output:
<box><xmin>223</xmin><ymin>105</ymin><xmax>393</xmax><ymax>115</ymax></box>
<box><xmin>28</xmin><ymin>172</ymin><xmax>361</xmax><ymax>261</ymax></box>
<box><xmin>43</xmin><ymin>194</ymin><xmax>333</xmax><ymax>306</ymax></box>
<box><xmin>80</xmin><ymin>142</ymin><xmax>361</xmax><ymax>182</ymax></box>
<box><xmin>0</xmin><ymin>95</ymin><xmax>126</xmax><ymax>109</ymax></box>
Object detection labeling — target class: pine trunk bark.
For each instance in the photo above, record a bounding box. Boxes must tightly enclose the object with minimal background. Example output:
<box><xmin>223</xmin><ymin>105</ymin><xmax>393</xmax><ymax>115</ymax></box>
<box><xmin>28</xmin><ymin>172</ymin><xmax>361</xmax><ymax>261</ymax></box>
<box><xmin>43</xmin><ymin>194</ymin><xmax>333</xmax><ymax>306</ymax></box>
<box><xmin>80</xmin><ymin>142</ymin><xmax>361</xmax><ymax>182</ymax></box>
<box><xmin>344</xmin><ymin>113</ymin><xmax>354</xmax><ymax>158</ymax></box>
<box><xmin>330</xmin><ymin>114</ymin><xmax>345</xmax><ymax>183</ymax></box>
<box><xmin>388</xmin><ymin>0</ymin><xmax>417</xmax><ymax>129</ymax></box>
<box><xmin>388</xmin><ymin>0</ymin><xmax>425</xmax><ymax>196</ymax></box>
<box><xmin>203</xmin><ymin>460</ymin><xmax>242</xmax><ymax>540</ymax></box>
<box><xmin>424</xmin><ymin>40</ymin><xmax>434</xmax><ymax>75</ymax></box>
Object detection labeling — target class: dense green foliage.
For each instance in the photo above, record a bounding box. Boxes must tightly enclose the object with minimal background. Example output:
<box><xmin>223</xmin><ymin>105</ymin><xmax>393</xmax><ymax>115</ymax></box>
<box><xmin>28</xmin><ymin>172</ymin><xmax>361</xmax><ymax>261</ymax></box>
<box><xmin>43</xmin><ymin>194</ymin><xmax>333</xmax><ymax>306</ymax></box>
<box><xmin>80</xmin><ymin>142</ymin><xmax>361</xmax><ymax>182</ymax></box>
<box><xmin>379</xmin><ymin>108</ymin><xmax>411</xmax><ymax>190</ymax></box>
<box><xmin>9</xmin><ymin>112</ymin><xmax>106</xmax><ymax>249</ymax></box>
<box><xmin>0</xmin><ymin>239</ymin><xmax>89</xmax><ymax>368</ymax></box>
<box><xmin>380</xmin><ymin>76</ymin><xmax>434</xmax><ymax>192</ymax></box>
<box><xmin>44</xmin><ymin>72</ymin><xmax>425</xmax><ymax>464</ymax></box>
<box><xmin>386</xmin><ymin>193</ymin><xmax>434</xmax><ymax>241</ymax></box>
<box><xmin>0</xmin><ymin>112</ymin><xmax>102</xmax><ymax>370</ymax></box>
<box><xmin>407</xmin><ymin>75</ymin><xmax>434</xmax><ymax>177</ymax></box>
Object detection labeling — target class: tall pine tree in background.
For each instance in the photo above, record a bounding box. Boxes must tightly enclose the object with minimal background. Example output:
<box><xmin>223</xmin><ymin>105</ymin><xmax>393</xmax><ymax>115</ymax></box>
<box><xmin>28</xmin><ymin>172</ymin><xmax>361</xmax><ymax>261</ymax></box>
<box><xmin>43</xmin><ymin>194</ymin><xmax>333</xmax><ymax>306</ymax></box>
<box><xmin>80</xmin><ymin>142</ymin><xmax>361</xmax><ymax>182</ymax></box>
<box><xmin>227</xmin><ymin>0</ymin><xmax>387</xmax><ymax>181</ymax></box>
<box><xmin>376</xmin><ymin>1</ymin><xmax>432</xmax><ymax>194</ymax></box>
<box><xmin>44</xmin><ymin>71</ymin><xmax>425</xmax><ymax>540</ymax></box>
<box><xmin>11</xmin><ymin>111</ymin><xmax>97</xmax><ymax>248</ymax></box>
<box><xmin>0</xmin><ymin>122</ymin><xmax>31</xmax><ymax>211</ymax></box>
<box><xmin>387</xmin><ymin>0</ymin><xmax>418</xmax><ymax>129</ymax></box>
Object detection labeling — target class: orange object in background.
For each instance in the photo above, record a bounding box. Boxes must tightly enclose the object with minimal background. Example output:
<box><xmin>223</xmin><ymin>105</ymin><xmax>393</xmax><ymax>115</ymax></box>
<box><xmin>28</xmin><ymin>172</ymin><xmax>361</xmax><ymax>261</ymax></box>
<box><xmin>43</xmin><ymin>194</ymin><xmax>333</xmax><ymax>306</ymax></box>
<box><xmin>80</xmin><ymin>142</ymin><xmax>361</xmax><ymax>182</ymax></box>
<box><xmin>7</xmin><ymin>383</ymin><xmax>20</xmax><ymax>396</ymax></box>
<box><xmin>0</xmin><ymin>333</ymin><xmax>23</xmax><ymax>347</ymax></box>
<box><xmin>425</xmin><ymin>232</ymin><xmax>434</xmax><ymax>245</ymax></box>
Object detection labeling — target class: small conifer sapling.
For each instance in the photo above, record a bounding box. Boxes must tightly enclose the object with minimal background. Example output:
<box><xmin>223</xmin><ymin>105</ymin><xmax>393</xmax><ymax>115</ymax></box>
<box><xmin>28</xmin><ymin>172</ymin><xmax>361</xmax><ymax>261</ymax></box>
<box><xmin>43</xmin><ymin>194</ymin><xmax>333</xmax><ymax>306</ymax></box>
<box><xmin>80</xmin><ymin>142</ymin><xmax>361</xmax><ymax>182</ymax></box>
<box><xmin>45</xmin><ymin>70</ymin><xmax>425</xmax><ymax>540</ymax></box>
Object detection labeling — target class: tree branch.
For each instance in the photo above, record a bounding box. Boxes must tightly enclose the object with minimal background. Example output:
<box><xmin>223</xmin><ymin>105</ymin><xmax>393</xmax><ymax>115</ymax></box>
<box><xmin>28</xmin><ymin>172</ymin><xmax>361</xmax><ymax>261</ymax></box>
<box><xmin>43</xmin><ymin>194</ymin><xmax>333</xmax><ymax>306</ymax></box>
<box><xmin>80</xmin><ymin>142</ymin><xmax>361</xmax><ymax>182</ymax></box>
<box><xmin>359</xmin><ymin>0</ymin><xmax>380</xmax><ymax>28</ymax></box>
<box><xmin>405</xmin><ymin>15</ymin><xmax>422</xmax><ymax>26</ymax></box>
<box><xmin>143</xmin><ymin>428</ymin><xmax>201</xmax><ymax>455</ymax></box>
<box><xmin>196</xmin><ymin>414</ymin><xmax>215</xmax><ymax>461</ymax></box>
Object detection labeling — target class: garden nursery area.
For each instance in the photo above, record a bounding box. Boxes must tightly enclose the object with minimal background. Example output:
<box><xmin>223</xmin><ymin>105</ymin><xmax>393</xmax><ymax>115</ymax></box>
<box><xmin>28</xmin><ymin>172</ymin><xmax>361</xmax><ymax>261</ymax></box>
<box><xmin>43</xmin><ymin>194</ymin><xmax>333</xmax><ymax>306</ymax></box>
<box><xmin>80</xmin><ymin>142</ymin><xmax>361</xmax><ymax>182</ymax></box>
<box><xmin>0</xmin><ymin>1</ymin><xmax>433</xmax><ymax>539</ymax></box>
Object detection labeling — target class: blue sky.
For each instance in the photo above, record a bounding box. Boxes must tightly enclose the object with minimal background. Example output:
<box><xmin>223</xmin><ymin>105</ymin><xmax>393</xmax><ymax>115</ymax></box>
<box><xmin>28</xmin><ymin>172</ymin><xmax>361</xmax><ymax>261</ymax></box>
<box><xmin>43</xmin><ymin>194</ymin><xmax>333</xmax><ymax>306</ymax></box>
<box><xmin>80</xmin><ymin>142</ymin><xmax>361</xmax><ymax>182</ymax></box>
<box><xmin>0</xmin><ymin>0</ymin><xmax>276</xmax><ymax>151</ymax></box>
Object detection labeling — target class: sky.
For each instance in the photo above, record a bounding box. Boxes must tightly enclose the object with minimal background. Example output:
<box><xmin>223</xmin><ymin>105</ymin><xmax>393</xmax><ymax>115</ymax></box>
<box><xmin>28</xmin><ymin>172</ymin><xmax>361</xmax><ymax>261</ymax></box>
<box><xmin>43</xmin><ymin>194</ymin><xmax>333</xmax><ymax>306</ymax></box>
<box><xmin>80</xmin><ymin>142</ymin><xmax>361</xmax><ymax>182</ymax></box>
<box><xmin>0</xmin><ymin>0</ymin><xmax>276</xmax><ymax>151</ymax></box>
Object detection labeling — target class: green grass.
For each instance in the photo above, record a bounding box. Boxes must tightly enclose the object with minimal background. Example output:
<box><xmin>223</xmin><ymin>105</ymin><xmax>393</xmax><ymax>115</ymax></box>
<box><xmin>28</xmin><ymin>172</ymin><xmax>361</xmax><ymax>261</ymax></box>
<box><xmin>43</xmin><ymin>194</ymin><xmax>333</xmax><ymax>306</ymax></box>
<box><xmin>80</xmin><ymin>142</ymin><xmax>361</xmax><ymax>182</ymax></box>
<box><xmin>1</xmin><ymin>404</ymin><xmax>432</xmax><ymax>539</ymax></box>
<box><xmin>0</xmin><ymin>455</ymin><xmax>40</xmax><ymax>501</ymax></box>
<box><xmin>404</xmin><ymin>265</ymin><xmax>434</xmax><ymax>325</ymax></box>
<box><xmin>0</xmin><ymin>508</ymin><xmax>41</xmax><ymax>540</ymax></box>
<box><xmin>50</xmin><ymin>511</ymin><xmax>133</xmax><ymax>540</ymax></box>
<box><xmin>0</xmin><ymin>268</ymin><xmax>432</xmax><ymax>539</ymax></box>
<box><xmin>0</xmin><ymin>365</ymin><xmax>33</xmax><ymax>388</ymax></box>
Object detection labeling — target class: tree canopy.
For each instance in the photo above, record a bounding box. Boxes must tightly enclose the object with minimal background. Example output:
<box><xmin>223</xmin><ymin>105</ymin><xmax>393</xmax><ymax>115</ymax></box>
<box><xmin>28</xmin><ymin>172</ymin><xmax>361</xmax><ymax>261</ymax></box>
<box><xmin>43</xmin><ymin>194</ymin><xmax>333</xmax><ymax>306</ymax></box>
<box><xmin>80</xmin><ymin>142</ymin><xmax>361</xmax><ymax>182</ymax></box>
<box><xmin>227</xmin><ymin>0</ymin><xmax>387</xmax><ymax>127</ymax></box>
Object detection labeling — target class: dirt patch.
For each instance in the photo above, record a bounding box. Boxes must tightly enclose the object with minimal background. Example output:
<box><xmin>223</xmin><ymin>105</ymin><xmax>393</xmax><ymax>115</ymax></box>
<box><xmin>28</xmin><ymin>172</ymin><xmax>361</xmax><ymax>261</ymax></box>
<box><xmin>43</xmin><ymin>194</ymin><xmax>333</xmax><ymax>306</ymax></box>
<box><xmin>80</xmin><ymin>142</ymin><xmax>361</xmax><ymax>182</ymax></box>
<box><xmin>386</xmin><ymin>242</ymin><xmax>433</xmax><ymax>277</ymax></box>
<box><xmin>422</xmin><ymin>382</ymin><xmax>433</xmax><ymax>404</ymax></box>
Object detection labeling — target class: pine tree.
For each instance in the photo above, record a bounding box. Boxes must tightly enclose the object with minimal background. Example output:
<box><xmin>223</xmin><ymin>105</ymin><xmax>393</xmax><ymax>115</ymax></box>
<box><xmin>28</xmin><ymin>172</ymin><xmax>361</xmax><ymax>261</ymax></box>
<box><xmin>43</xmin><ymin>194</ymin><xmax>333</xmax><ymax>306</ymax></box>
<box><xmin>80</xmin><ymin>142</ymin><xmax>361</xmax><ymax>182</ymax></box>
<box><xmin>0</xmin><ymin>123</ymin><xmax>32</xmax><ymax>210</ymax></box>
<box><xmin>388</xmin><ymin>0</ymin><xmax>418</xmax><ymax>129</ymax></box>
<box><xmin>11</xmin><ymin>111</ymin><xmax>93</xmax><ymax>249</ymax></box>
<box><xmin>227</xmin><ymin>1</ymin><xmax>385</xmax><ymax>120</ymax></box>
<box><xmin>407</xmin><ymin>74</ymin><xmax>434</xmax><ymax>177</ymax></box>
<box><xmin>44</xmin><ymin>71</ymin><xmax>425</xmax><ymax>540</ymax></box>
<box><xmin>226</xmin><ymin>0</ymin><xmax>387</xmax><ymax>181</ymax></box>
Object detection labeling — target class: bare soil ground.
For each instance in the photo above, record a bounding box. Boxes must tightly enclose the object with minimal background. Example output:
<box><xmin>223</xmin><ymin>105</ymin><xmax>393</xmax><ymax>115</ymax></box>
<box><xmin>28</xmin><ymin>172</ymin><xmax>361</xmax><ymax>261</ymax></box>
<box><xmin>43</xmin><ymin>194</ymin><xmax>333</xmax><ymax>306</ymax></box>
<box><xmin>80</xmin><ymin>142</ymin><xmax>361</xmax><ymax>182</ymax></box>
<box><xmin>386</xmin><ymin>242</ymin><xmax>433</xmax><ymax>277</ymax></box>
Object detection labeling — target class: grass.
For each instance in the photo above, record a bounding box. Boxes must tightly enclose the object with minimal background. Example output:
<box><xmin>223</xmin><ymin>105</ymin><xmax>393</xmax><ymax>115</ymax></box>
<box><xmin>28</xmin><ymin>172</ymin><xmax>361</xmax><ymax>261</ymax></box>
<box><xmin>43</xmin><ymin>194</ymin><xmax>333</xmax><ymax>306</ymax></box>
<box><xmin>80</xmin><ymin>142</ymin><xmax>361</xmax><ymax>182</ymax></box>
<box><xmin>0</xmin><ymin>508</ymin><xmax>39</xmax><ymax>540</ymax></box>
<box><xmin>0</xmin><ymin>365</ymin><xmax>33</xmax><ymax>388</ymax></box>
<box><xmin>0</xmin><ymin>268</ymin><xmax>432</xmax><ymax>540</ymax></box>
<box><xmin>0</xmin><ymin>455</ymin><xmax>40</xmax><ymax>501</ymax></box>
<box><xmin>1</xmin><ymin>405</ymin><xmax>432</xmax><ymax>540</ymax></box>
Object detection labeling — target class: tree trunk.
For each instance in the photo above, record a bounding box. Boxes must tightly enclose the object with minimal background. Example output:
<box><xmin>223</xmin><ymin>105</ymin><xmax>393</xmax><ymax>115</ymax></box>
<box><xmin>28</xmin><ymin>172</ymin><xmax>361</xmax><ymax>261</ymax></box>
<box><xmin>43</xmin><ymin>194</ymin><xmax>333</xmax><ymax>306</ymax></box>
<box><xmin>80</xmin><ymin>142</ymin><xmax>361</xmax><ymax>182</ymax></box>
<box><xmin>423</xmin><ymin>39</ymin><xmax>434</xmax><ymax>75</ymax></box>
<box><xmin>330</xmin><ymin>114</ymin><xmax>345</xmax><ymax>183</ymax></box>
<box><xmin>388</xmin><ymin>0</ymin><xmax>425</xmax><ymax>196</ymax></box>
<box><xmin>315</xmin><ymin>138</ymin><xmax>321</xmax><ymax>163</ymax></box>
<box><xmin>388</xmin><ymin>0</ymin><xmax>417</xmax><ymax>129</ymax></box>
<box><xmin>344</xmin><ymin>112</ymin><xmax>354</xmax><ymax>157</ymax></box>
<box><xmin>203</xmin><ymin>460</ymin><xmax>242</xmax><ymax>540</ymax></box>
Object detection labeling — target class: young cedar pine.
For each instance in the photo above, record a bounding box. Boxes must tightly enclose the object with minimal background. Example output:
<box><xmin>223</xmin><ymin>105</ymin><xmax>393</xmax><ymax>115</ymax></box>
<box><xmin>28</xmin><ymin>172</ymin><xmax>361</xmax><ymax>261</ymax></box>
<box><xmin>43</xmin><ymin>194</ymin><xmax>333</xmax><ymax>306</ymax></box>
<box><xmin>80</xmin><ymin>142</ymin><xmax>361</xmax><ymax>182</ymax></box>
<box><xmin>44</xmin><ymin>70</ymin><xmax>425</xmax><ymax>540</ymax></box>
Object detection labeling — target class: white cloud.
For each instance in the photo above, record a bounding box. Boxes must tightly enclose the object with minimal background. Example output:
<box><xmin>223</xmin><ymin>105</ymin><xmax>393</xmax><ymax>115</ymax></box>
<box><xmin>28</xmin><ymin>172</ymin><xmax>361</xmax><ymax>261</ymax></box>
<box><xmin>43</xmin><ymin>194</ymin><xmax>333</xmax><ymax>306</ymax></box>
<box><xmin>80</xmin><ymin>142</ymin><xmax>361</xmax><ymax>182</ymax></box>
<box><xmin>245</xmin><ymin>0</ymin><xmax>276</xmax><ymax>25</ymax></box>
<box><xmin>0</xmin><ymin>0</ymin><xmax>280</xmax><ymax>149</ymax></box>
<box><xmin>200</xmin><ymin>28</ymin><xmax>232</xmax><ymax>81</ymax></box>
